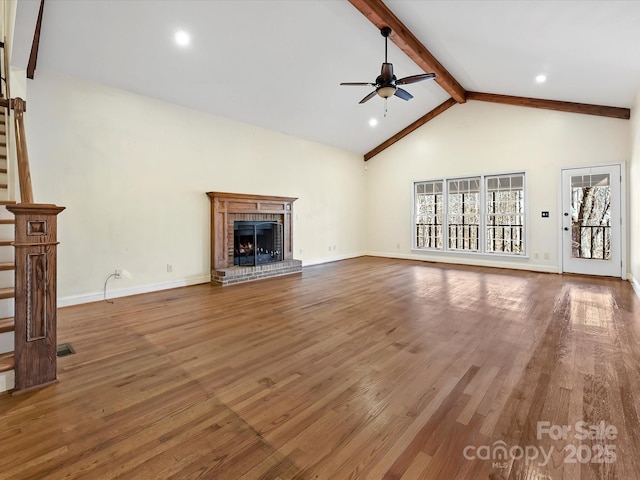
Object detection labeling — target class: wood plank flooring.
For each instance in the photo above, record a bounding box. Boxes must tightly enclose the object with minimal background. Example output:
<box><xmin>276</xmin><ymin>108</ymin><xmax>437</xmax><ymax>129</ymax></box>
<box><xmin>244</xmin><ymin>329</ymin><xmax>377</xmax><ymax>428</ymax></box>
<box><xmin>1</xmin><ymin>257</ymin><xmax>639</xmax><ymax>479</ymax></box>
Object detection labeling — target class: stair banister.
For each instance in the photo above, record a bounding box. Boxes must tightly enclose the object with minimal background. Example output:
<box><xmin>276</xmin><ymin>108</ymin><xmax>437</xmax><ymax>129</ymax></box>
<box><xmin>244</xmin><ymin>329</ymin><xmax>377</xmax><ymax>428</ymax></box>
<box><xmin>12</xmin><ymin>97</ymin><xmax>34</xmax><ymax>204</ymax></box>
<box><xmin>0</xmin><ymin>39</ymin><xmax>64</xmax><ymax>393</ymax></box>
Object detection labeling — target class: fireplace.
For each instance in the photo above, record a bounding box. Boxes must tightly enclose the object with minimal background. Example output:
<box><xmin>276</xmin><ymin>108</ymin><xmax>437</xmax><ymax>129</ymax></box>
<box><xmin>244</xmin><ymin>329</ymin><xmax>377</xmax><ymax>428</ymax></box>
<box><xmin>234</xmin><ymin>221</ymin><xmax>283</xmax><ymax>266</ymax></box>
<box><xmin>207</xmin><ymin>192</ymin><xmax>302</xmax><ymax>285</ymax></box>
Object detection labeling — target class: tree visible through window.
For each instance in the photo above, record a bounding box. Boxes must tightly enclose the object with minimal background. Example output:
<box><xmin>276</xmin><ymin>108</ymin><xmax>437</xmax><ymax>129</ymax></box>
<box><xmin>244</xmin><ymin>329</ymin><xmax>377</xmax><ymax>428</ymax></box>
<box><xmin>486</xmin><ymin>174</ymin><xmax>525</xmax><ymax>254</ymax></box>
<box><xmin>413</xmin><ymin>172</ymin><xmax>526</xmax><ymax>256</ymax></box>
<box><xmin>570</xmin><ymin>174</ymin><xmax>611</xmax><ymax>260</ymax></box>
<box><xmin>415</xmin><ymin>181</ymin><xmax>443</xmax><ymax>249</ymax></box>
<box><xmin>448</xmin><ymin>178</ymin><xmax>480</xmax><ymax>251</ymax></box>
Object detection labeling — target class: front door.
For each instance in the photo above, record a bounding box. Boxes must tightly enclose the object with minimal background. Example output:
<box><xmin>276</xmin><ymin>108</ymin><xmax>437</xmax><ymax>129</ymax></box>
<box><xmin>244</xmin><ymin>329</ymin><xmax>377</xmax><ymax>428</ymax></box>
<box><xmin>561</xmin><ymin>165</ymin><xmax>622</xmax><ymax>277</ymax></box>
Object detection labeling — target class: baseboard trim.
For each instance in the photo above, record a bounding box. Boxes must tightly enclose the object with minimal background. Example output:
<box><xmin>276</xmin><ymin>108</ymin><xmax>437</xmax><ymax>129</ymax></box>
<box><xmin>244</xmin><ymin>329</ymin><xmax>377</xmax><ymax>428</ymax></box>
<box><xmin>629</xmin><ymin>274</ymin><xmax>640</xmax><ymax>300</ymax></box>
<box><xmin>302</xmin><ymin>252</ymin><xmax>366</xmax><ymax>267</ymax></box>
<box><xmin>58</xmin><ymin>275</ymin><xmax>211</xmax><ymax>307</ymax></box>
<box><xmin>365</xmin><ymin>251</ymin><xmax>560</xmax><ymax>274</ymax></box>
<box><xmin>57</xmin><ymin>256</ymin><xmax>367</xmax><ymax>307</ymax></box>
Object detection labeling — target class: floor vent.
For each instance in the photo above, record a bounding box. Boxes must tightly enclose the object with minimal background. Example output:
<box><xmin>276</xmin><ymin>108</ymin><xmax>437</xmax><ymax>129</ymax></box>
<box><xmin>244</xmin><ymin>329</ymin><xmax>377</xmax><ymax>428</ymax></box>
<box><xmin>57</xmin><ymin>343</ymin><xmax>76</xmax><ymax>357</ymax></box>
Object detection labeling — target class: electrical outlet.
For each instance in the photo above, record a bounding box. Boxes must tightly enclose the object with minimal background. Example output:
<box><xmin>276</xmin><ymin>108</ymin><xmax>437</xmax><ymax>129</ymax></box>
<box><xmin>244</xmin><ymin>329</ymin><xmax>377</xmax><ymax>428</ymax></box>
<box><xmin>544</xmin><ymin>253</ymin><xmax>550</xmax><ymax>260</ymax></box>
<box><xmin>115</xmin><ymin>269</ymin><xmax>122</xmax><ymax>279</ymax></box>
<box><xmin>299</xmin><ymin>248</ymin><xmax>303</xmax><ymax>255</ymax></box>
<box><xmin>534</xmin><ymin>253</ymin><xmax>539</xmax><ymax>260</ymax></box>
<box><xmin>167</xmin><ymin>264</ymin><xmax>173</xmax><ymax>273</ymax></box>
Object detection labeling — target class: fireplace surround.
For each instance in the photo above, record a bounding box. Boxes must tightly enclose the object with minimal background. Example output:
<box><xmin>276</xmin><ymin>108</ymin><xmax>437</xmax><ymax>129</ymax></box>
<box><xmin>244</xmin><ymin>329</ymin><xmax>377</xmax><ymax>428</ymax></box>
<box><xmin>207</xmin><ymin>192</ymin><xmax>302</xmax><ymax>285</ymax></box>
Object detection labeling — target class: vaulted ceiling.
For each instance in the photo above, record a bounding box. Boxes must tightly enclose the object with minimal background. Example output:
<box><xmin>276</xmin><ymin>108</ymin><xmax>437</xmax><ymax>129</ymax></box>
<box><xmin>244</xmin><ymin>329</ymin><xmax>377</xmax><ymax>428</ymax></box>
<box><xmin>12</xmin><ymin>0</ymin><xmax>640</xmax><ymax>157</ymax></box>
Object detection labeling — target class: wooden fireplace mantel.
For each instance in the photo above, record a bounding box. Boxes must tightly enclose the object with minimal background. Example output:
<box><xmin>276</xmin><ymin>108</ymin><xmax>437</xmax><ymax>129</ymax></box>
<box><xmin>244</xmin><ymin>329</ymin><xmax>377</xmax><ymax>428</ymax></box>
<box><xmin>206</xmin><ymin>192</ymin><xmax>297</xmax><ymax>271</ymax></box>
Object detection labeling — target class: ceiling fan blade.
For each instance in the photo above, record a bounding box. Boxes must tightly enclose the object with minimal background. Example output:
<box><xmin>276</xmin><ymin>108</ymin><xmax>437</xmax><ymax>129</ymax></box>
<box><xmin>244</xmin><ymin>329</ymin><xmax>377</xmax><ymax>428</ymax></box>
<box><xmin>380</xmin><ymin>63</ymin><xmax>394</xmax><ymax>83</ymax></box>
<box><xmin>359</xmin><ymin>91</ymin><xmax>378</xmax><ymax>104</ymax></box>
<box><xmin>396</xmin><ymin>73</ymin><xmax>436</xmax><ymax>85</ymax></box>
<box><xmin>394</xmin><ymin>88</ymin><xmax>413</xmax><ymax>101</ymax></box>
<box><xmin>340</xmin><ymin>82</ymin><xmax>375</xmax><ymax>86</ymax></box>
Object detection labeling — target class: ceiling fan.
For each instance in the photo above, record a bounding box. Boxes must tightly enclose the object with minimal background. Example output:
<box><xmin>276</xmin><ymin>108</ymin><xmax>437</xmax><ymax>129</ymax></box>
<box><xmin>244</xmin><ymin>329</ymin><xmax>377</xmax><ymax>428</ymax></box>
<box><xmin>341</xmin><ymin>26</ymin><xmax>436</xmax><ymax>104</ymax></box>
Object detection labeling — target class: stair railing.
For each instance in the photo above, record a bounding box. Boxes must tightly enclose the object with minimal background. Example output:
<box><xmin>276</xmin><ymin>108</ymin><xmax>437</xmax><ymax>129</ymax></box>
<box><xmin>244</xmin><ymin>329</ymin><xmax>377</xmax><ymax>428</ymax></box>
<box><xmin>11</xmin><ymin>98</ymin><xmax>33</xmax><ymax>204</ymax></box>
<box><xmin>0</xmin><ymin>39</ymin><xmax>65</xmax><ymax>395</ymax></box>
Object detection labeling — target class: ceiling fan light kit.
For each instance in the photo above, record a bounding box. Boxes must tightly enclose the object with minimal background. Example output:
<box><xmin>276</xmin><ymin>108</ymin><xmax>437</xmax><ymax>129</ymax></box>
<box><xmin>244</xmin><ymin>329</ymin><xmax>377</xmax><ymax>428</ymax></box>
<box><xmin>377</xmin><ymin>85</ymin><xmax>396</xmax><ymax>98</ymax></box>
<box><xmin>340</xmin><ymin>26</ymin><xmax>436</xmax><ymax>105</ymax></box>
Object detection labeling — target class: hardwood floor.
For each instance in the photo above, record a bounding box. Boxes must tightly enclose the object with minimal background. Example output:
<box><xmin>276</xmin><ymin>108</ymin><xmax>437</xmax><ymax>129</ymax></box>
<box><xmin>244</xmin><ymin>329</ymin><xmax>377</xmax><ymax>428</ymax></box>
<box><xmin>1</xmin><ymin>257</ymin><xmax>639</xmax><ymax>479</ymax></box>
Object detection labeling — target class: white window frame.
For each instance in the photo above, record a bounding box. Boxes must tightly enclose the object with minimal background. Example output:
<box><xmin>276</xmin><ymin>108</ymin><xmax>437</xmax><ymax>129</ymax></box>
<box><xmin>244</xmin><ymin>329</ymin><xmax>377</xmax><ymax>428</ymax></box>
<box><xmin>414</xmin><ymin>180</ymin><xmax>445</xmax><ymax>250</ymax></box>
<box><xmin>446</xmin><ymin>176</ymin><xmax>482</xmax><ymax>252</ymax></box>
<box><xmin>412</xmin><ymin>172</ymin><xmax>527</xmax><ymax>257</ymax></box>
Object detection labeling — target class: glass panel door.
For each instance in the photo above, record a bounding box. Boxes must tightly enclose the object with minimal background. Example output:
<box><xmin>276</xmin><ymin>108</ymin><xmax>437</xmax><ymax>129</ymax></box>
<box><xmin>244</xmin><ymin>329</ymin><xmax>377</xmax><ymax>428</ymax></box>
<box><xmin>562</xmin><ymin>166</ymin><xmax>621</xmax><ymax>276</ymax></box>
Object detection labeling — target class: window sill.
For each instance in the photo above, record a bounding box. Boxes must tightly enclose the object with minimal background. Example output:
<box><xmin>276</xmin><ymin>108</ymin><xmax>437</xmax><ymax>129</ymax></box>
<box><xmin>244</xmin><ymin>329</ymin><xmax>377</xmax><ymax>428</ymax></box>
<box><xmin>411</xmin><ymin>248</ymin><xmax>529</xmax><ymax>260</ymax></box>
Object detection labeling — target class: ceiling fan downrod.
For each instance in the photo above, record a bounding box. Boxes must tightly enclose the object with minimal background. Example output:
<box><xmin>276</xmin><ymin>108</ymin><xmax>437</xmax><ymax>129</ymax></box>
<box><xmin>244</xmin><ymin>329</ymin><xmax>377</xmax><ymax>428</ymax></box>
<box><xmin>381</xmin><ymin>26</ymin><xmax>392</xmax><ymax>63</ymax></box>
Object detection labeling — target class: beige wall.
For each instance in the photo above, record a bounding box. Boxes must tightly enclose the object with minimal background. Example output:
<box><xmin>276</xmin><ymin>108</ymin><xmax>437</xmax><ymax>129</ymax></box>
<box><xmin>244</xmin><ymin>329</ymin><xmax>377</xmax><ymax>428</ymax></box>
<box><xmin>630</xmin><ymin>89</ymin><xmax>640</xmax><ymax>294</ymax></box>
<box><xmin>365</xmin><ymin>100</ymin><xmax>630</xmax><ymax>273</ymax></box>
<box><xmin>21</xmin><ymin>69</ymin><xmax>638</xmax><ymax>302</ymax></box>
<box><xmin>26</xmin><ymin>69</ymin><xmax>366</xmax><ymax>303</ymax></box>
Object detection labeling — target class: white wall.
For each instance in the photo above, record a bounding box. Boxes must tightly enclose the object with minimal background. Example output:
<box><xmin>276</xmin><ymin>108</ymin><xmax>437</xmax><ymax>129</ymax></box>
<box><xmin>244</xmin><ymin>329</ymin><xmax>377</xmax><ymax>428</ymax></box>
<box><xmin>630</xmin><ymin>89</ymin><xmax>640</xmax><ymax>295</ymax></box>
<box><xmin>26</xmin><ymin>69</ymin><xmax>366</xmax><ymax>303</ymax></box>
<box><xmin>365</xmin><ymin>100</ymin><xmax>630</xmax><ymax>273</ymax></box>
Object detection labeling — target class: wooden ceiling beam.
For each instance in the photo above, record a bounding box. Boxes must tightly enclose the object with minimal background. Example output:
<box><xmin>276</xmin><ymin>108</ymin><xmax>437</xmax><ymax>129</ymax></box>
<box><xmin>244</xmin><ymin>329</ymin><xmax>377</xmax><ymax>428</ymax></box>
<box><xmin>348</xmin><ymin>0</ymin><xmax>466</xmax><ymax>104</ymax></box>
<box><xmin>27</xmin><ymin>0</ymin><xmax>45</xmax><ymax>79</ymax></box>
<box><xmin>467</xmin><ymin>92</ymin><xmax>630</xmax><ymax>120</ymax></box>
<box><xmin>364</xmin><ymin>98</ymin><xmax>457</xmax><ymax>161</ymax></box>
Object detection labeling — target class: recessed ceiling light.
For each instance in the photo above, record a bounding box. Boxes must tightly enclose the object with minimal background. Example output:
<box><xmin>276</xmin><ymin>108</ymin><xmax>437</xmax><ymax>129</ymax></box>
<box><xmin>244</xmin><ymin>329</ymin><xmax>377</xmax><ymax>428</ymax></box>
<box><xmin>369</xmin><ymin>118</ymin><xmax>378</xmax><ymax>127</ymax></box>
<box><xmin>535</xmin><ymin>74</ymin><xmax>547</xmax><ymax>83</ymax></box>
<box><xmin>174</xmin><ymin>31</ymin><xmax>190</xmax><ymax>47</ymax></box>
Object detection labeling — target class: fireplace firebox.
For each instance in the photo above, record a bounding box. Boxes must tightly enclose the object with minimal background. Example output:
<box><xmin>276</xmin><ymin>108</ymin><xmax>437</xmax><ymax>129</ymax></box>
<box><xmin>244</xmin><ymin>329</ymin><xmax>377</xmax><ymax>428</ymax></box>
<box><xmin>234</xmin><ymin>221</ymin><xmax>283</xmax><ymax>266</ymax></box>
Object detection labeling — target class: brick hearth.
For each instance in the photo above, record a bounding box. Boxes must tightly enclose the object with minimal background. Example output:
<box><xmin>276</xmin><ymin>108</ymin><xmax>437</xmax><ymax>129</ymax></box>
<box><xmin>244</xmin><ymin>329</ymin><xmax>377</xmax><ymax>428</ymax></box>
<box><xmin>212</xmin><ymin>259</ymin><xmax>303</xmax><ymax>286</ymax></box>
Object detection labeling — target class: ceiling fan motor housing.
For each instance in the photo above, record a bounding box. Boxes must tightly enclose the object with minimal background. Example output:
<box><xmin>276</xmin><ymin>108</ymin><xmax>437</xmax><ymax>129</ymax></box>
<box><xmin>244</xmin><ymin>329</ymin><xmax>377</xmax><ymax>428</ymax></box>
<box><xmin>339</xmin><ymin>25</ymin><xmax>435</xmax><ymax>104</ymax></box>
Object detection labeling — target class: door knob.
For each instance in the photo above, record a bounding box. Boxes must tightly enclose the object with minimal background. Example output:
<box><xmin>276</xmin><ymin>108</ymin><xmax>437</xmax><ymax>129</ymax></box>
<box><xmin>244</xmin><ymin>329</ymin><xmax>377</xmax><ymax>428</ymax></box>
<box><xmin>564</xmin><ymin>227</ymin><xmax>569</xmax><ymax>231</ymax></box>
<box><xmin>564</xmin><ymin>213</ymin><xmax>569</xmax><ymax>217</ymax></box>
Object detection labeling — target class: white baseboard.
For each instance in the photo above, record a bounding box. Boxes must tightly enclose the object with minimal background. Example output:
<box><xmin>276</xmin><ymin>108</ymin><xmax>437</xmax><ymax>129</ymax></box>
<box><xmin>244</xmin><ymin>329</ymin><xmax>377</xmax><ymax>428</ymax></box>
<box><xmin>365</xmin><ymin>251</ymin><xmax>560</xmax><ymax>274</ymax></box>
<box><xmin>630</xmin><ymin>274</ymin><xmax>640</xmax><ymax>300</ymax></box>
<box><xmin>55</xmin><ymin>252</ymin><xmax>566</xmax><ymax>308</ymax></box>
<box><xmin>58</xmin><ymin>275</ymin><xmax>211</xmax><ymax>308</ymax></box>
<box><xmin>302</xmin><ymin>252</ymin><xmax>365</xmax><ymax>267</ymax></box>
<box><xmin>57</xmin><ymin>256</ymin><xmax>366</xmax><ymax>307</ymax></box>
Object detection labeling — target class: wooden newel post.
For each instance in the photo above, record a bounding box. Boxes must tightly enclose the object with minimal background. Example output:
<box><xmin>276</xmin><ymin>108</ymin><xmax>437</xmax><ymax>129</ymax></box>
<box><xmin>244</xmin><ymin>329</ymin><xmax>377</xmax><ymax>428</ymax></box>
<box><xmin>6</xmin><ymin>203</ymin><xmax>65</xmax><ymax>394</ymax></box>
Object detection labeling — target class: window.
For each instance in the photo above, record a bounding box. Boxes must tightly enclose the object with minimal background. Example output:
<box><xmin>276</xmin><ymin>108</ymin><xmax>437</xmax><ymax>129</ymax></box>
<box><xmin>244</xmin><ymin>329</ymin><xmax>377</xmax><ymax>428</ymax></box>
<box><xmin>415</xmin><ymin>181</ymin><xmax>444</xmax><ymax>249</ymax></box>
<box><xmin>447</xmin><ymin>177</ymin><xmax>480</xmax><ymax>251</ymax></box>
<box><xmin>486</xmin><ymin>174</ymin><xmax>525</xmax><ymax>254</ymax></box>
<box><xmin>413</xmin><ymin>172</ymin><xmax>526</xmax><ymax>256</ymax></box>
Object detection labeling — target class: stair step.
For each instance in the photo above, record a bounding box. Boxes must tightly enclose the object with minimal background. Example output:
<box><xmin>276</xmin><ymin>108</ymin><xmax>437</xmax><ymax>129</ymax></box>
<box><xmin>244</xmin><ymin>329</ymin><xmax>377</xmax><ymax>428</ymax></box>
<box><xmin>0</xmin><ymin>263</ymin><xmax>14</xmax><ymax>271</ymax></box>
<box><xmin>0</xmin><ymin>352</ymin><xmax>14</xmax><ymax>373</ymax></box>
<box><xmin>0</xmin><ymin>201</ymin><xmax>15</xmax><ymax>205</ymax></box>
<box><xmin>0</xmin><ymin>184</ymin><xmax>7</xmax><ymax>189</ymax></box>
<box><xmin>0</xmin><ymin>288</ymin><xmax>14</xmax><ymax>299</ymax></box>
<box><xmin>0</xmin><ymin>169</ymin><xmax>6</xmax><ymax>174</ymax></box>
<box><xmin>0</xmin><ymin>142</ymin><xmax>5</xmax><ymax>147</ymax></box>
<box><xmin>0</xmin><ymin>317</ymin><xmax>13</xmax><ymax>334</ymax></box>
<box><xmin>0</xmin><ymin>240</ymin><xmax>13</xmax><ymax>247</ymax></box>
<box><xmin>0</xmin><ymin>219</ymin><xmax>14</xmax><ymax>225</ymax></box>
